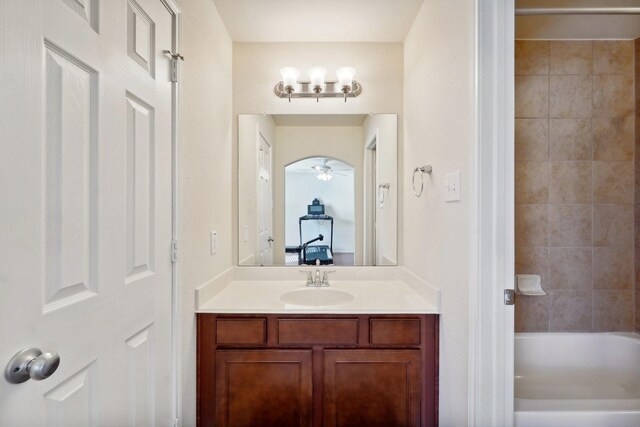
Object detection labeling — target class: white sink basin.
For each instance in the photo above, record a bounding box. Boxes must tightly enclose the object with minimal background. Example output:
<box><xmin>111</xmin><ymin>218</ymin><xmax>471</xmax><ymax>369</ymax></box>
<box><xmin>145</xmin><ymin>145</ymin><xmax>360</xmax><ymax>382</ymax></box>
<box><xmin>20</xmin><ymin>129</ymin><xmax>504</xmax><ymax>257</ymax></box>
<box><xmin>280</xmin><ymin>288</ymin><xmax>354</xmax><ymax>307</ymax></box>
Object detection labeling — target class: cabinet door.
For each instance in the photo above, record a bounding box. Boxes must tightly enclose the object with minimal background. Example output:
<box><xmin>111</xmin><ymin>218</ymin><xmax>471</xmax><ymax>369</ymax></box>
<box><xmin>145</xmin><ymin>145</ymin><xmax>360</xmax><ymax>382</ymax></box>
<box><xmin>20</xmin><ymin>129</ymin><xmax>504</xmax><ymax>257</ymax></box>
<box><xmin>323</xmin><ymin>350</ymin><xmax>422</xmax><ymax>427</ymax></box>
<box><xmin>215</xmin><ymin>350</ymin><xmax>313</xmax><ymax>427</ymax></box>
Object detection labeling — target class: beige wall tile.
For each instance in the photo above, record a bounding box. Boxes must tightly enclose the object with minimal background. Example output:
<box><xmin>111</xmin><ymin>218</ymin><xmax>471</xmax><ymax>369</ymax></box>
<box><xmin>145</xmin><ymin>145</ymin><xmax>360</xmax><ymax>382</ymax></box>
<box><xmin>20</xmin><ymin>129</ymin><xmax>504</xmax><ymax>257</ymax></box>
<box><xmin>635</xmin><ymin>153</ymin><xmax>640</xmax><ymax>202</ymax></box>
<box><xmin>516</xmin><ymin>40</ymin><xmax>550</xmax><ymax>75</ymax></box>
<box><xmin>549</xmin><ymin>248</ymin><xmax>592</xmax><ymax>291</ymax></box>
<box><xmin>549</xmin><ymin>41</ymin><xmax>592</xmax><ymax>75</ymax></box>
<box><xmin>593</xmin><ymin>75</ymin><xmax>634</xmax><ymax>118</ymax></box>
<box><xmin>515</xmin><ymin>295</ymin><xmax>550</xmax><ymax>332</ymax></box>
<box><xmin>593</xmin><ymin>116</ymin><xmax>634</xmax><ymax>161</ymax></box>
<box><xmin>549</xmin><ymin>119</ymin><xmax>592</xmax><ymax>161</ymax></box>
<box><xmin>636</xmin><ymin>205</ymin><xmax>640</xmax><ymax>248</ymax></box>
<box><xmin>636</xmin><ymin>251</ymin><xmax>640</xmax><ymax>285</ymax></box>
<box><xmin>516</xmin><ymin>76</ymin><xmax>549</xmax><ymax>118</ymax></box>
<box><xmin>549</xmin><ymin>204</ymin><xmax>592</xmax><ymax>247</ymax></box>
<box><xmin>516</xmin><ymin>119</ymin><xmax>549</xmax><ymax>161</ymax></box>
<box><xmin>635</xmin><ymin>39</ymin><xmax>640</xmax><ymax>73</ymax></box>
<box><xmin>515</xmin><ymin>162</ymin><xmax>549</xmax><ymax>204</ymax></box>
<box><xmin>549</xmin><ymin>75</ymin><xmax>592</xmax><ymax>118</ymax></box>
<box><xmin>636</xmin><ymin>277</ymin><xmax>640</xmax><ymax>330</ymax></box>
<box><xmin>593</xmin><ymin>290</ymin><xmax>633</xmax><ymax>332</ymax></box>
<box><xmin>593</xmin><ymin>40</ymin><xmax>634</xmax><ymax>75</ymax></box>
<box><xmin>593</xmin><ymin>247</ymin><xmax>633</xmax><ymax>289</ymax></box>
<box><xmin>516</xmin><ymin>204</ymin><xmax>549</xmax><ymax>247</ymax></box>
<box><xmin>593</xmin><ymin>161</ymin><xmax>634</xmax><ymax>204</ymax></box>
<box><xmin>593</xmin><ymin>204</ymin><xmax>633</xmax><ymax>247</ymax></box>
<box><xmin>549</xmin><ymin>290</ymin><xmax>592</xmax><ymax>332</ymax></box>
<box><xmin>549</xmin><ymin>162</ymin><xmax>592</xmax><ymax>203</ymax></box>
<box><xmin>516</xmin><ymin>247</ymin><xmax>550</xmax><ymax>290</ymax></box>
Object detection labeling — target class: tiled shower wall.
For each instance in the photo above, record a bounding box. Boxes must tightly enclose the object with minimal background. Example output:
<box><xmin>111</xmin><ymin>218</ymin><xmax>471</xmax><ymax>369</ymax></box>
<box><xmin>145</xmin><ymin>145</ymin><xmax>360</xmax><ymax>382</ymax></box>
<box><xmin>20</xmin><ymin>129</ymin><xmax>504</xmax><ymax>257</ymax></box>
<box><xmin>636</xmin><ymin>39</ymin><xmax>640</xmax><ymax>333</ymax></box>
<box><xmin>514</xmin><ymin>40</ymin><xmax>636</xmax><ymax>332</ymax></box>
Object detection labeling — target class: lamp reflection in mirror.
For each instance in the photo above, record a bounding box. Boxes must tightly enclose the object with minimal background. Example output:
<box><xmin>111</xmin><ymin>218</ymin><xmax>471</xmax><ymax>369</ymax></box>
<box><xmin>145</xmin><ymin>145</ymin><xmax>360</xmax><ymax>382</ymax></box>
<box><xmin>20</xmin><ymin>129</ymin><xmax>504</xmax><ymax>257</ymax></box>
<box><xmin>316</xmin><ymin>171</ymin><xmax>333</xmax><ymax>181</ymax></box>
<box><xmin>274</xmin><ymin>66</ymin><xmax>361</xmax><ymax>102</ymax></box>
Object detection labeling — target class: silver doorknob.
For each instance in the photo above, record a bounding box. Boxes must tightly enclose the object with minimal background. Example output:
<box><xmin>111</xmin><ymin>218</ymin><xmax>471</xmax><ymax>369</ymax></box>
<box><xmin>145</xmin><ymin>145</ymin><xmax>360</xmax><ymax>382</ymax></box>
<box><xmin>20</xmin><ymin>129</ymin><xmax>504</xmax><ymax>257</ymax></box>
<box><xmin>5</xmin><ymin>347</ymin><xmax>60</xmax><ymax>384</ymax></box>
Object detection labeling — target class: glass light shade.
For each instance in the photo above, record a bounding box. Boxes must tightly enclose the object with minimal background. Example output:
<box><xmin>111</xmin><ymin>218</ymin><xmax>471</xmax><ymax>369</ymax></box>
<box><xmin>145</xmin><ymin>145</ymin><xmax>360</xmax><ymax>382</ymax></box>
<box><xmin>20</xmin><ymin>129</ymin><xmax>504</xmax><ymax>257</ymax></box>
<box><xmin>307</xmin><ymin>67</ymin><xmax>327</xmax><ymax>87</ymax></box>
<box><xmin>280</xmin><ymin>67</ymin><xmax>300</xmax><ymax>88</ymax></box>
<box><xmin>336</xmin><ymin>67</ymin><xmax>356</xmax><ymax>88</ymax></box>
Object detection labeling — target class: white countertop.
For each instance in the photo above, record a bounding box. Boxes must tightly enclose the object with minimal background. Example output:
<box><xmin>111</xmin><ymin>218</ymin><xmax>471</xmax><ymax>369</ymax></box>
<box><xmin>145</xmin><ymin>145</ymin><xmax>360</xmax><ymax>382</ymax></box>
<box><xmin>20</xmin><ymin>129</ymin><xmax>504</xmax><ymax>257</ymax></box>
<box><xmin>195</xmin><ymin>267</ymin><xmax>440</xmax><ymax>314</ymax></box>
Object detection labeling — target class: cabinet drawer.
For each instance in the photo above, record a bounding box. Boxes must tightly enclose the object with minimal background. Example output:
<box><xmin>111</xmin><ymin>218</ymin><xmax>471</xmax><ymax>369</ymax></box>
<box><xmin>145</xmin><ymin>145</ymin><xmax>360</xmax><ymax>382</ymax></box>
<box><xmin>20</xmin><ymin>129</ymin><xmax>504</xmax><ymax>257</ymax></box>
<box><xmin>278</xmin><ymin>319</ymin><xmax>359</xmax><ymax>345</ymax></box>
<box><xmin>216</xmin><ymin>318</ymin><xmax>266</xmax><ymax>345</ymax></box>
<box><xmin>370</xmin><ymin>318</ymin><xmax>421</xmax><ymax>345</ymax></box>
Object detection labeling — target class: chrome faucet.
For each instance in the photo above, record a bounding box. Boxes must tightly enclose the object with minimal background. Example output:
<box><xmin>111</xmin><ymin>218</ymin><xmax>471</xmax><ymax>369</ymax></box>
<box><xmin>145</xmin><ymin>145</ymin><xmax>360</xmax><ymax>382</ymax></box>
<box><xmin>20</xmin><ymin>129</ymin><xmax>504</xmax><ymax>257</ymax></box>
<box><xmin>303</xmin><ymin>270</ymin><xmax>333</xmax><ymax>287</ymax></box>
<box><xmin>314</xmin><ymin>269</ymin><xmax>322</xmax><ymax>285</ymax></box>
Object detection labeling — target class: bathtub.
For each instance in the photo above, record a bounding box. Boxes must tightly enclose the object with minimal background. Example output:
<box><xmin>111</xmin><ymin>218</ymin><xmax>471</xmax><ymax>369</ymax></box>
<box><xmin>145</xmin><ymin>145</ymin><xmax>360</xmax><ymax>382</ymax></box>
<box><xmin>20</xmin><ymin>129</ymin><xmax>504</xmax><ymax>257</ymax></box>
<box><xmin>515</xmin><ymin>333</ymin><xmax>640</xmax><ymax>427</ymax></box>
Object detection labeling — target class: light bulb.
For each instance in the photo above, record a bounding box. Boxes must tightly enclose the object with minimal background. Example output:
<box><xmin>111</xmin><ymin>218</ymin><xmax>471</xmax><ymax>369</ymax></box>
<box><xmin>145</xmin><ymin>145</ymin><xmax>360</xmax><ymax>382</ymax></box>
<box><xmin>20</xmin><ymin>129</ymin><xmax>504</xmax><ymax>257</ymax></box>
<box><xmin>280</xmin><ymin>67</ymin><xmax>300</xmax><ymax>88</ymax></box>
<box><xmin>307</xmin><ymin>67</ymin><xmax>326</xmax><ymax>102</ymax></box>
<box><xmin>280</xmin><ymin>67</ymin><xmax>300</xmax><ymax>101</ymax></box>
<box><xmin>336</xmin><ymin>67</ymin><xmax>355</xmax><ymax>102</ymax></box>
<box><xmin>307</xmin><ymin>67</ymin><xmax>327</xmax><ymax>87</ymax></box>
<box><xmin>336</xmin><ymin>67</ymin><xmax>355</xmax><ymax>88</ymax></box>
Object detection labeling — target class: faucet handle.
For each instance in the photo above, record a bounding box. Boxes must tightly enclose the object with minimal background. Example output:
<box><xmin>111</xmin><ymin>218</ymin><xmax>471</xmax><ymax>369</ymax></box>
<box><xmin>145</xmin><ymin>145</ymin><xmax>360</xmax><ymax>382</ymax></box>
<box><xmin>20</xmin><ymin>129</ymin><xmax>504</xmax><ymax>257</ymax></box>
<box><xmin>300</xmin><ymin>270</ymin><xmax>314</xmax><ymax>286</ymax></box>
<box><xmin>321</xmin><ymin>271</ymin><xmax>335</xmax><ymax>286</ymax></box>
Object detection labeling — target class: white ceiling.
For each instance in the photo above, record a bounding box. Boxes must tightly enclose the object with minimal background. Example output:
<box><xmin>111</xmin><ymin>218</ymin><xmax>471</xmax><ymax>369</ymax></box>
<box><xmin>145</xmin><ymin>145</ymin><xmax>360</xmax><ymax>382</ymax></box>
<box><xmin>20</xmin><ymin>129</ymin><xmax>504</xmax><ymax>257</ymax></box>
<box><xmin>211</xmin><ymin>0</ymin><xmax>425</xmax><ymax>42</ymax></box>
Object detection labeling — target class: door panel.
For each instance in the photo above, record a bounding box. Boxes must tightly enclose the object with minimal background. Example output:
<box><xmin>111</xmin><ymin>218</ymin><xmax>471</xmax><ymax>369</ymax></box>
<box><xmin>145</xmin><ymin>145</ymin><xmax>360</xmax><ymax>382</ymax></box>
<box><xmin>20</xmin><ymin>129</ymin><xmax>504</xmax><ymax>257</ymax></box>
<box><xmin>0</xmin><ymin>0</ymin><xmax>175</xmax><ymax>425</ymax></box>
<box><xmin>215</xmin><ymin>350</ymin><xmax>313</xmax><ymax>427</ymax></box>
<box><xmin>323</xmin><ymin>350</ymin><xmax>422</xmax><ymax>427</ymax></box>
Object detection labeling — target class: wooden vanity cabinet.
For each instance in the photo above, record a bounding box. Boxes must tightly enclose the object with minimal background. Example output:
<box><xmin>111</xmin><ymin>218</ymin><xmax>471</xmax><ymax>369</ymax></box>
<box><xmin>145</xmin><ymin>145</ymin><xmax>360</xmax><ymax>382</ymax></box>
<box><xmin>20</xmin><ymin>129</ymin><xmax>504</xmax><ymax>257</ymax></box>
<box><xmin>197</xmin><ymin>314</ymin><xmax>439</xmax><ymax>427</ymax></box>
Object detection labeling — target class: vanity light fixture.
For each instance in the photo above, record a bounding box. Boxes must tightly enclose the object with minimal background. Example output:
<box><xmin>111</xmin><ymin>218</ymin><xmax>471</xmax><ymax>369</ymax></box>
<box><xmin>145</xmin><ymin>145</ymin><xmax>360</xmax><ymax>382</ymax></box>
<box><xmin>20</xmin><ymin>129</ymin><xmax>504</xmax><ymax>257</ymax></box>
<box><xmin>275</xmin><ymin>66</ymin><xmax>362</xmax><ymax>102</ymax></box>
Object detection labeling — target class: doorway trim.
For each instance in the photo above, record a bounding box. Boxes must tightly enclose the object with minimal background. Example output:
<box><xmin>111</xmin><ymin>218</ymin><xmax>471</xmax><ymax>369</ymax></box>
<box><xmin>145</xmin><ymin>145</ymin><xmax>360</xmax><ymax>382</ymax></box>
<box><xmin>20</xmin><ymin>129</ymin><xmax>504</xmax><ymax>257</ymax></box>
<box><xmin>159</xmin><ymin>0</ymin><xmax>182</xmax><ymax>425</ymax></box>
<box><xmin>364</xmin><ymin>134</ymin><xmax>378</xmax><ymax>265</ymax></box>
<box><xmin>469</xmin><ymin>0</ymin><xmax>515</xmax><ymax>426</ymax></box>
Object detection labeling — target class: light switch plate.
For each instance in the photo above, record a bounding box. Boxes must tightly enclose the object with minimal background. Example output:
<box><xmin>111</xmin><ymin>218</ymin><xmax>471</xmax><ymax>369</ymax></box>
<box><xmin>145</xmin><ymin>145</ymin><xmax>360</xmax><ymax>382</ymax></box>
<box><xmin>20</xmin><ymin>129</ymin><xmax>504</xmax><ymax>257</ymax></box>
<box><xmin>445</xmin><ymin>172</ymin><xmax>461</xmax><ymax>202</ymax></box>
<box><xmin>210</xmin><ymin>231</ymin><xmax>217</xmax><ymax>255</ymax></box>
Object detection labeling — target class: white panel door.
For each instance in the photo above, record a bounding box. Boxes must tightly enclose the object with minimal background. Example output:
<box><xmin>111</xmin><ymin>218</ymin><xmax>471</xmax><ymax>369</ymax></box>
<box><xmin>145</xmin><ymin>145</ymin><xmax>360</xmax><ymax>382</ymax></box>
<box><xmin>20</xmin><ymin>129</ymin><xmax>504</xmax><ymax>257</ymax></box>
<box><xmin>257</xmin><ymin>129</ymin><xmax>273</xmax><ymax>265</ymax></box>
<box><xmin>0</xmin><ymin>0</ymin><xmax>175</xmax><ymax>425</ymax></box>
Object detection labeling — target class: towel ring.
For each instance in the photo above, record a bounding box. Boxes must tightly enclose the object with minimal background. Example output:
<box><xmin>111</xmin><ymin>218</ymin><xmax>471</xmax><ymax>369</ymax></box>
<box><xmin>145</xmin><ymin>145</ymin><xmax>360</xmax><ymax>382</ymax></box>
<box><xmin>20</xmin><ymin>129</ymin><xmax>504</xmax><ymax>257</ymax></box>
<box><xmin>378</xmin><ymin>183</ymin><xmax>390</xmax><ymax>207</ymax></box>
<box><xmin>412</xmin><ymin>165</ymin><xmax>433</xmax><ymax>197</ymax></box>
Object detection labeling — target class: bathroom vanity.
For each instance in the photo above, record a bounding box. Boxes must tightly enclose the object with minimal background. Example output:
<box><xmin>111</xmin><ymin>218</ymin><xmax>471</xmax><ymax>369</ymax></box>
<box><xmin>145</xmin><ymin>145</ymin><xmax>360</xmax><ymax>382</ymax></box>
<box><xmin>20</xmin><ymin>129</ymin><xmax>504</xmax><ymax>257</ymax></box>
<box><xmin>195</xmin><ymin>268</ymin><xmax>440</xmax><ymax>427</ymax></box>
<box><xmin>197</xmin><ymin>313</ymin><xmax>437</xmax><ymax>427</ymax></box>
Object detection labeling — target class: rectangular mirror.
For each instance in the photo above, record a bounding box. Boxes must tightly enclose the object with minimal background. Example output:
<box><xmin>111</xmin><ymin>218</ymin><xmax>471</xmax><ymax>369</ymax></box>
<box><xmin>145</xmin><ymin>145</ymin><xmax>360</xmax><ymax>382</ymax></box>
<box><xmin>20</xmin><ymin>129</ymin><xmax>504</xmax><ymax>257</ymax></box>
<box><xmin>238</xmin><ymin>114</ymin><xmax>397</xmax><ymax>266</ymax></box>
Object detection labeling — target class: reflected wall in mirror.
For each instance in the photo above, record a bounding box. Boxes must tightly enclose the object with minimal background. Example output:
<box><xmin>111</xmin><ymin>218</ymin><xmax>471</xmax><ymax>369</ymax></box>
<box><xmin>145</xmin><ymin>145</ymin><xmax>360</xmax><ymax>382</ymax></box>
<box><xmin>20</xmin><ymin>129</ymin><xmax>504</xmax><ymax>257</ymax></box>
<box><xmin>238</xmin><ymin>114</ymin><xmax>397</xmax><ymax>266</ymax></box>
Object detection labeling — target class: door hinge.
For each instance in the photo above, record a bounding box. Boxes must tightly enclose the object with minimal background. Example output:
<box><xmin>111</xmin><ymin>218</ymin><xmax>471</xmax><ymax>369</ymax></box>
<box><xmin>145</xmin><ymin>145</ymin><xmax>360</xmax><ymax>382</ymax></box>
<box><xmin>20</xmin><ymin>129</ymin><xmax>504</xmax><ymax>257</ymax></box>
<box><xmin>163</xmin><ymin>50</ymin><xmax>184</xmax><ymax>83</ymax></box>
<box><xmin>171</xmin><ymin>240</ymin><xmax>178</xmax><ymax>263</ymax></box>
<box><xmin>504</xmin><ymin>289</ymin><xmax>515</xmax><ymax>305</ymax></box>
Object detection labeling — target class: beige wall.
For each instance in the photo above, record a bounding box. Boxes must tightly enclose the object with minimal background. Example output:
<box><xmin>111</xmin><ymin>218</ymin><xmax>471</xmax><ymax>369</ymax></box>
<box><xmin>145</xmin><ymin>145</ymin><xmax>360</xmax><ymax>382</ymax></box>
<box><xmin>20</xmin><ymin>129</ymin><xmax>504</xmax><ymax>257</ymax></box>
<box><xmin>232</xmin><ymin>42</ymin><xmax>404</xmax><ymax>264</ymax></box>
<box><xmin>515</xmin><ymin>40</ymin><xmax>636</xmax><ymax>333</ymax></box>
<box><xmin>403</xmin><ymin>1</ymin><xmax>473</xmax><ymax>425</ymax></box>
<box><xmin>179</xmin><ymin>0</ymin><xmax>232</xmax><ymax>424</ymax></box>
